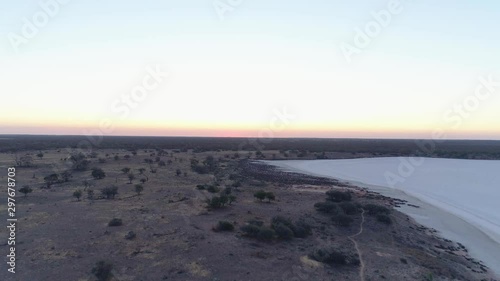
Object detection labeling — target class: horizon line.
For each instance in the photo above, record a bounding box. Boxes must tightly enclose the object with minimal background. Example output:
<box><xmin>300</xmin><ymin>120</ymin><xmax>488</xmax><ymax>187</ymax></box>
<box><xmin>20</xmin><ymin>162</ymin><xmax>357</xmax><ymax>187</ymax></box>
<box><xmin>2</xmin><ymin>133</ymin><xmax>500</xmax><ymax>142</ymax></box>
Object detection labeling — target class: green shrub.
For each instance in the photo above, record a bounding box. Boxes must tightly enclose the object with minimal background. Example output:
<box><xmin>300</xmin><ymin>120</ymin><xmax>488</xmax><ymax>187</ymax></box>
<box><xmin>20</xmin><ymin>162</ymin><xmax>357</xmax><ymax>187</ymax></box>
<box><xmin>257</xmin><ymin>227</ymin><xmax>275</xmax><ymax>241</ymax></box>
<box><xmin>108</xmin><ymin>218</ymin><xmax>122</xmax><ymax>227</ymax></box>
<box><xmin>215</xmin><ymin>221</ymin><xmax>234</xmax><ymax>232</ymax></box>
<box><xmin>309</xmin><ymin>248</ymin><xmax>348</xmax><ymax>265</ymax></box>
<box><xmin>19</xmin><ymin>186</ymin><xmax>33</xmax><ymax>197</ymax></box>
<box><xmin>125</xmin><ymin>231</ymin><xmax>136</xmax><ymax>240</ymax></box>
<box><xmin>247</xmin><ymin>220</ymin><xmax>264</xmax><ymax>227</ymax></box>
<box><xmin>332</xmin><ymin>214</ymin><xmax>354</xmax><ymax>227</ymax></box>
<box><xmin>206</xmin><ymin>185</ymin><xmax>220</xmax><ymax>193</ymax></box>
<box><xmin>206</xmin><ymin>196</ymin><xmax>222</xmax><ymax>209</ymax></box>
<box><xmin>134</xmin><ymin>184</ymin><xmax>144</xmax><ymax>195</ymax></box>
<box><xmin>73</xmin><ymin>189</ymin><xmax>83</xmax><ymax>201</ymax></box>
<box><xmin>101</xmin><ymin>186</ymin><xmax>118</xmax><ymax>199</ymax></box>
<box><xmin>273</xmin><ymin>223</ymin><xmax>294</xmax><ymax>240</ymax></box>
<box><xmin>339</xmin><ymin>202</ymin><xmax>358</xmax><ymax>215</ymax></box>
<box><xmin>293</xmin><ymin>220</ymin><xmax>312</xmax><ymax>238</ymax></box>
<box><xmin>91</xmin><ymin>168</ymin><xmax>106</xmax><ymax>180</ymax></box>
<box><xmin>254</xmin><ymin>190</ymin><xmax>267</xmax><ymax>201</ymax></box>
<box><xmin>265</xmin><ymin>192</ymin><xmax>276</xmax><ymax>202</ymax></box>
<box><xmin>326</xmin><ymin>190</ymin><xmax>352</xmax><ymax>202</ymax></box>
<box><xmin>196</xmin><ymin>184</ymin><xmax>206</xmax><ymax>190</ymax></box>
<box><xmin>241</xmin><ymin>224</ymin><xmax>261</xmax><ymax>237</ymax></box>
<box><xmin>364</xmin><ymin>204</ymin><xmax>391</xmax><ymax>215</ymax></box>
<box><xmin>92</xmin><ymin>260</ymin><xmax>113</xmax><ymax>281</ymax></box>
<box><xmin>314</xmin><ymin>201</ymin><xmax>341</xmax><ymax>214</ymax></box>
<box><xmin>376</xmin><ymin>214</ymin><xmax>392</xmax><ymax>224</ymax></box>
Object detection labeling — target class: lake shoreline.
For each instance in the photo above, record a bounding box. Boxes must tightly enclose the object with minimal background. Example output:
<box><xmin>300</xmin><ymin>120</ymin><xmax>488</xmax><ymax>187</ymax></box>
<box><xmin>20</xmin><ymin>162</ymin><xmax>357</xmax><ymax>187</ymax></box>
<box><xmin>263</xmin><ymin>159</ymin><xmax>500</xmax><ymax>278</ymax></box>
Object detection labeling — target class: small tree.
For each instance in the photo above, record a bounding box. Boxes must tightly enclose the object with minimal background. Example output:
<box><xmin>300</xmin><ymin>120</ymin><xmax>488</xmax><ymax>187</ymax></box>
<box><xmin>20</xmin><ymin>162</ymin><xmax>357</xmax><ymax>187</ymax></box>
<box><xmin>127</xmin><ymin>173</ymin><xmax>135</xmax><ymax>184</ymax></box>
<box><xmin>228</xmin><ymin>195</ymin><xmax>237</xmax><ymax>205</ymax></box>
<box><xmin>265</xmin><ymin>192</ymin><xmax>276</xmax><ymax>202</ymax></box>
<box><xmin>82</xmin><ymin>179</ymin><xmax>94</xmax><ymax>190</ymax></box>
<box><xmin>254</xmin><ymin>190</ymin><xmax>267</xmax><ymax>202</ymax></box>
<box><xmin>87</xmin><ymin>189</ymin><xmax>94</xmax><ymax>200</ymax></box>
<box><xmin>60</xmin><ymin>170</ymin><xmax>72</xmax><ymax>182</ymax></box>
<box><xmin>332</xmin><ymin>214</ymin><xmax>354</xmax><ymax>227</ymax></box>
<box><xmin>101</xmin><ymin>186</ymin><xmax>118</xmax><ymax>199</ymax></box>
<box><xmin>44</xmin><ymin>174</ymin><xmax>59</xmax><ymax>188</ymax></box>
<box><xmin>108</xmin><ymin>218</ymin><xmax>122</xmax><ymax>226</ymax></box>
<box><xmin>121</xmin><ymin>167</ymin><xmax>131</xmax><ymax>174</ymax></box>
<box><xmin>214</xmin><ymin>221</ymin><xmax>234</xmax><ymax>232</ymax></box>
<box><xmin>37</xmin><ymin>152</ymin><xmax>44</xmax><ymax>159</ymax></box>
<box><xmin>73</xmin><ymin>189</ymin><xmax>83</xmax><ymax>201</ymax></box>
<box><xmin>19</xmin><ymin>186</ymin><xmax>33</xmax><ymax>197</ymax></box>
<box><xmin>176</xmin><ymin>169</ymin><xmax>182</xmax><ymax>176</ymax></box>
<box><xmin>138</xmin><ymin>168</ymin><xmax>146</xmax><ymax>175</ymax></box>
<box><xmin>134</xmin><ymin>184</ymin><xmax>144</xmax><ymax>196</ymax></box>
<box><xmin>92</xmin><ymin>260</ymin><xmax>113</xmax><ymax>281</ymax></box>
<box><xmin>326</xmin><ymin>190</ymin><xmax>352</xmax><ymax>202</ymax></box>
<box><xmin>140</xmin><ymin>178</ymin><xmax>147</xmax><ymax>184</ymax></box>
<box><xmin>91</xmin><ymin>168</ymin><xmax>106</xmax><ymax>180</ymax></box>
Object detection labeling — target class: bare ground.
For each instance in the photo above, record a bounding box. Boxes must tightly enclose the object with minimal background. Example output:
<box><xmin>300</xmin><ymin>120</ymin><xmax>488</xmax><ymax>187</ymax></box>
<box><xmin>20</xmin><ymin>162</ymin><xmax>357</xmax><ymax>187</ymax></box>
<box><xmin>0</xmin><ymin>149</ymin><xmax>496</xmax><ymax>281</ymax></box>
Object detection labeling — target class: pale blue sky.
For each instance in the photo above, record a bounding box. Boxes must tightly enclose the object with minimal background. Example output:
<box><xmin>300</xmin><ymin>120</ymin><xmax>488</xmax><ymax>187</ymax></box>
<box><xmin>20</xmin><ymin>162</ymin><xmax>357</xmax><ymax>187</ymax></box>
<box><xmin>1</xmin><ymin>0</ymin><xmax>499</xmax><ymax>138</ymax></box>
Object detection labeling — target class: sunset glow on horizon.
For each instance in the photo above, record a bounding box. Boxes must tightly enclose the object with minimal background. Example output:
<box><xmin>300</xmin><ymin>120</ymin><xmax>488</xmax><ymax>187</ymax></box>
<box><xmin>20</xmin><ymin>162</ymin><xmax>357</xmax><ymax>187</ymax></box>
<box><xmin>1</xmin><ymin>0</ymin><xmax>499</xmax><ymax>139</ymax></box>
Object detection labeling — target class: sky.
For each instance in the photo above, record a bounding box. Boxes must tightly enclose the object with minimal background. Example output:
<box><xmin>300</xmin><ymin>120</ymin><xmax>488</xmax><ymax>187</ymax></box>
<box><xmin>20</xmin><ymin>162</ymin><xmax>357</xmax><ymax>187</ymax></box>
<box><xmin>0</xmin><ymin>0</ymin><xmax>499</xmax><ymax>139</ymax></box>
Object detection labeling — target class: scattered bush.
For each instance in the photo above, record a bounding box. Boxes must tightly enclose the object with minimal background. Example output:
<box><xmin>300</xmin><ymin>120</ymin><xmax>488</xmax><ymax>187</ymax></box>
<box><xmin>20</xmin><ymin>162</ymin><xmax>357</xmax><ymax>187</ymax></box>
<box><xmin>206</xmin><ymin>194</ymin><xmax>232</xmax><ymax>209</ymax></box>
<box><xmin>293</xmin><ymin>220</ymin><xmax>312</xmax><ymax>238</ymax></box>
<box><xmin>257</xmin><ymin>227</ymin><xmax>276</xmax><ymax>242</ymax></box>
<box><xmin>332</xmin><ymin>214</ymin><xmax>354</xmax><ymax>227</ymax></box>
<box><xmin>125</xmin><ymin>231</ymin><xmax>136</xmax><ymax>240</ymax></box>
<box><xmin>101</xmin><ymin>186</ymin><xmax>118</xmax><ymax>199</ymax></box>
<box><xmin>247</xmin><ymin>220</ymin><xmax>264</xmax><ymax>227</ymax></box>
<box><xmin>376</xmin><ymin>214</ymin><xmax>392</xmax><ymax>225</ymax></box>
<box><xmin>134</xmin><ymin>184</ymin><xmax>144</xmax><ymax>195</ymax></box>
<box><xmin>314</xmin><ymin>201</ymin><xmax>341</xmax><ymax>214</ymax></box>
<box><xmin>254</xmin><ymin>190</ymin><xmax>267</xmax><ymax>201</ymax></box>
<box><xmin>254</xmin><ymin>190</ymin><xmax>275</xmax><ymax>202</ymax></box>
<box><xmin>70</xmin><ymin>153</ymin><xmax>91</xmax><ymax>171</ymax></box>
<box><xmin>339</xmin><ymin>202</ymin><xmax>359</xmax><ymax>215</ymax></box>
<box><xmin>73</xmin><ymin>189</ymin><xmax>83</xmax><ymax>201</ymax></box>
<box><xmin>19</xmin><ymin>186</ymin><xmax>33</xmax><ymax>197</ymax></box>
<box><xmin>206</xmin><ymin>185</ymin><xmax>220</xmax><ymax>193</ymax></box>
<box><xmin>265</xmin><ymin>192</ymin><xmax>276</xmax><ymax>202</ymax></box>
<box><xmin>127</xmin><ymin>173</ymin><xmax>135</xmax><ymax>184</ymax></box>
<box><xmin>92</xmin><ymin>260</ymin><xmax>113</xmax><ymax>281</ymax></box>
<box><xmin>108</xmin><ymin>218</ymin><xmax>122</xmax><ymax>227</ymax></box>
<box><xmin>309</xmin><ymin>248</ymin><xmax>349</xmax><ymax>265</ymax></box>
<box><xmin>44</xmin><ymin>174</ymin><xmax>59</xmax><ymax>188</ymax></box>
<box><xmin>91</xmin><ymin>168</ymin><xmax>106</xmax><ymax>180</ymax></box>
<box><xmin>326</xmin><ymin>190</ymin><xmax>352</xmax><ymax>202</ymax></box>
<box><xmin>241</xmin><ymin>223</ymin><xmax>277</xmax><ymax>241</ymax></box>
<box><xmin>214</xmin><ymin>221</ymin><xmax>234</xmax><ymax>232</ymax></box>
<box><xmin>241</xmin><ymin>224</ymin><xmax>261</xmax><ymax>236</ymax></box>
<box><xmin>271</xmin><ymin>216</ymin><xmax>312</xmax><ymax>239</ymax></box>
<box><xmin>273</xmin><ymin>223</ymin><xmax>294</xmax><ymax>240</ymax></box>
<box><xmin>364</xmin><ymin>204</ymin><xmax>391</xmax><ymax>216</ymax></box>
